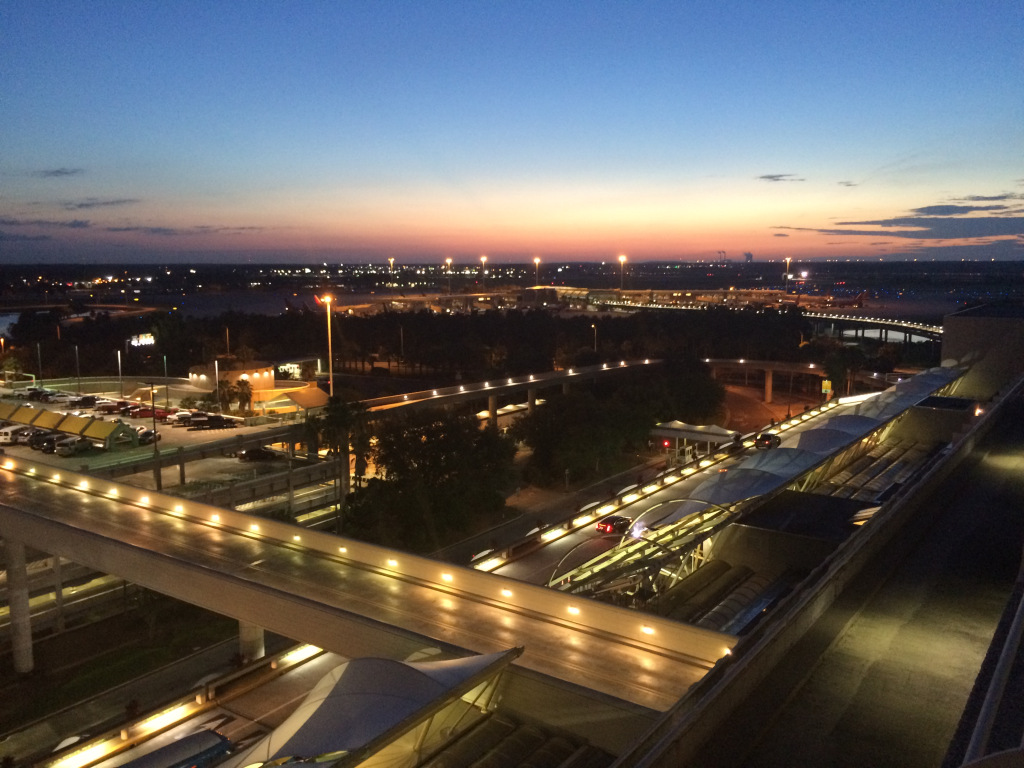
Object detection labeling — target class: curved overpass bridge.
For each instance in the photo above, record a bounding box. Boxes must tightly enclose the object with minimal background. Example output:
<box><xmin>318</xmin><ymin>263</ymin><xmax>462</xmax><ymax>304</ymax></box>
<box><xmin>0</xmin><ymin>457</ymin><xmax>732</xmax><ymax>712</ymax></box>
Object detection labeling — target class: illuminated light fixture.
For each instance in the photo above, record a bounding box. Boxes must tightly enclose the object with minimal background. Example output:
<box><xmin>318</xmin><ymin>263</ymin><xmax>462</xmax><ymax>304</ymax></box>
<box><xmin>250</xmin><ymin>523</ymin><xmax>260</xmax><ymax>532</ymax></box>
<box><xmin>403</xmin><ymin>395</ymin><xmax>409</xmax><ymax>400</ymax></box>
<box><xmin>642</xmin><ymin>484</ymin><xmax>659</xmax><ymax>494</ymax></box>
<box><xmin>441</xmin><ymin>573</ymin><xmax>453</xmax><ymax>582</ymax></box>
<box><xmin>975</xmin><ymin>407</ymin><xmax>984</xmax><ymax>416</ymax></box>
<box><xmin>459</xmin><ymin>385</ymin><xmax>465</xmax><ymax>392</ymax></box>
<box><xmin>683</xmin><ymin>467</ymin><xmax>697</xmax><ymax>475</ymax></box>
<box><xmin>475</xmin><ymin>557</ymin><xmax>503</xmax><ymax>572</ymax></box>
<box><xmin>541</xmin><ymin>528</ymin><xmax>566</xmax><ymax>542</ymax></box>
<box><xmin>293</xmin><ymin>535</ymin><xmax>301</xmax><ymax>542</ymax></box>
<box><xmin>572</xmin><ymin>514</ymin><xmax>593</xmax><ymax>527</ymax></box>
<box><xmin>622</xmin><ymin>493</ymin><xmax>639</xmax><ymax>503</ymax></box>
<box><xmin>28</xmin><ymin>467</ymin><xmax>36</xmax><ymax>474</ymax></box>
<box><xmin>529</xmin><ymin>375</ymin><xmax>535</xmax><ymax>381</ymax></box>
<box><xmin>567</xmin><ymin>368</ymin><xmax>574</xmax><ymax>374</ymax></box>
<box><xmin>738</xmin><ymin>358</ymin><xmax>745</xmax><ymax>364</ymax></box>
<box><xmin>602</xmin><ymin>363</ymin><xmax>608</xmax><ymax>369</ymax></box>
<box><xmin>140</xmin><ymin>495</ymin><xmax>149</xmax><ymax>504</ymax></box>
<box><xmin>280</xmin><ymin>644</ymin><xmax>320</xmax><ymax>665</ymax></box>
<box><xmin>501</xmin><ymin>589</ymin><xmax>513</xmax><ymax>598</ymax></box>
<box><xmin>507</xmin><ymin>378</ymin><xmax>513</xmax><ymax>385</ymax></box>
<box><xmin>808</xmin><ymin>363</ymin><xmax>815</xmax><ymax>369</ymax></box>
<box><xmin>699</xmin><ymin>459</ymin><xmax>713</xmax><ymax>468</ymax></box>
<box><xmin>48</xmin><ymin>740</ymin><xmax>112</xmax><ymax>768</ymax></box>
<box><xmin>52</xmin><ymin>473</ymin><xmax>61</xmax><ymax>482</ymax></box>
<box><xmin>174</xmin><ymin>504</ymin><xmax>184</xmax><ymax>514</ymax></box>
<box><xmin>108</xmin><ymin>487</ymin><xmax>118</xmax><ymax>496</ymax></box>
<box><xmin>644</xmin><ymin>359</ymin><xmax>650</xmax><ymax>364</ymax></box>
<box><xmin>2</xmin><ymin>460</ymin><xmax>13</xmax><ymax>470</ymax></box>
<box><xmin>432</xmin><ymin>390</ymin><xmax>438</xmax><ymax>396</ymax></box>
<box><xmin>211</xmin><ymin>514</ymin><xmax>220</xmax><ymax>522</ymax></box>
<box><xmin>641</xmin><ymin>625</ymin><xmax>655</xmax><ymax>635</ymax></box>
<box><xmin>78</xmin><ymin>480</ymin><xmax>89</xmax><ymax>490</ymax></box>
<box><xmin>139</xmin><ymin>703</ymin><xmax>189</xmax><ymax>734</ymax></box>
<box><xmin>567</xmin><ymin>606</ymin><xmax>580</xmax><ymax>615</ymax></box>
<box><xmin>387</xmin><ymin>558</ymin><xmax>398</xmax><ymax>567</ymax></box>
<box><xmin>597</xmin><ymin>504</ymin><xmax>617</xmax><ymax>515</ymax></box>
<box><xmin>664</xmin><ymin>474</ymin><xmax>679</xmax><ymax>483</ymax></box>
<box><xmin>620</xmin><ymin>360</ymin><xmax>626</xmax><ymax>366</ymax></box>
<box><xmin>338</xmin><ymin>546</ymin><xmax>347</xmax><ymax>553</ymax></box>
<box><xmin>484</xmin><ymin>382</ymin><xmax>490</xmax><ymax>388</ymax></box>
<box><xmin>723</xmin><ymin>648</ymin><xmax>733</xmax><ymax>656</ymax></box>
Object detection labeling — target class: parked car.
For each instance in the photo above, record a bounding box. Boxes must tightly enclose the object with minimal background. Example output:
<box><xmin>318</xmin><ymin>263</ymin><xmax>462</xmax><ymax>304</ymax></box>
<box><xmin>131</xmin><ymin>406</ymin><xmax>175</xmax><ymax>420</ymax></box>
<box><xmin>189</xmin><ymin>414</ymin><xmax>237</xmax><ymax>430</ymax></box>
<box><xmin>95</xmin><ymin>400</ymin><xmax>130</xmax><ymax>414</ymax></box>
<box><xmin>137</xmin><ymin>429</ymin><xmax>162</xmax><ymax>445</ymax></box>
<box><xmin>238</xmin><ymin>447</ymin><xmax>277</xmax><ymax>462</ymax></box>
<box><xmin>16</xmin><ymin>427</ymin><xmax>48</xmax><ymax>445</ymax></box>
<box><xmin>56</xmin><ymin>436</ymin><xmax>92</xmax><ymax>457</ymax></box>
<box><xmin>596</xmin><ymin>515</ymin><xmax>633</xmax><ymax>535</ymax></box>
<box><xmin>40</xmin><ymin>435</ymin><xmax>60</xmax><ymax>454</ymax></box>
<box><xmin>28</xmin><ymin>431</ymin><xmax>56</xmax><ymax>450</ymax></box>
<box><xmin>754</xmin><ymin>432</ymin><xmax>782</xmax><ymax>449</ymax></box>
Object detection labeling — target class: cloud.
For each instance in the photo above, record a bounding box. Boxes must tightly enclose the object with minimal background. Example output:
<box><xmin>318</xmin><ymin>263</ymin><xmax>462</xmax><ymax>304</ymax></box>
<box><xmin>758</xmin><ymin>174</ymin><xmax>805</xmax><ymax>182</ymax></box>
<box><xmin>773</xmin><ymin>233</ymin><xmax>789</xmax><ymax>237</ymax></box>
<box><xmin>955</xmin><ymin>193</ymin><xmax>1024</xmax><ymax>202</ymax></box>
<box><xmin>0</xmin><ymin>216</ymin><xmax>90</xmax><ymax>229</ymax></box>
<box><xmin>34</xmin><ymin>167</ymin><xmax>84</xmax><ymax>178</ymax></box>
<box><xmin>910</xmin><ymin>204</ymin><xmax>1008</xmax><ymax>216</ymax></box>
<box><xmin>62</xmin><ymin>198</ymin><xmax>140</xmax><ymax>210</ymax></box>
<box><xmin>776</xmin><ymin>215</ymin><xmax>1023</xmax><ymax>240</ymax></box>
<box><xmin>0</xmin><ymin>230</ymin><xmax>51</xmax><ymax>241</ymax></box>
<box><xmin>838</xmin><ymin>181</ymin><xmax>857</xmax><ymax>187</ymax></box>
<box><xmin>105</xmin><ymin>226</ymin><xmax>180</xmax><ymax>236</ymax></box>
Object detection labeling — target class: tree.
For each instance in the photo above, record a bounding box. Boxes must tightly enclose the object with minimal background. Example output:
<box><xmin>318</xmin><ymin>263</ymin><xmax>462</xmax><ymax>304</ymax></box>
<box><xmin>235</xmin><ymin>378</ymin><xmax>253</xmax><ymax>411</ymax></box>
<box><xmin>308</xmin><ymin>397</ymin><xmax>368</xmax><ymax>531</ymax></box>
<box><xmin>347</xmin><ymin>409</ymin><xmax>515</xmax><ymax>551</ymax></box>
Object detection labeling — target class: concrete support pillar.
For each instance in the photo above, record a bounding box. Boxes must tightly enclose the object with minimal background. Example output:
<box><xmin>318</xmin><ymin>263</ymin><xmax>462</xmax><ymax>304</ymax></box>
<box><xmin>764</xmin><ymin>368</ymin><xmax>773</xmax><ymax>404</ymax></box>
<box><xmin>527</xmin><ymin>388</ymin><xmax>537</xmax><ymax>415</ymax></box>
<box><xmin>239</xmin><ymin>620</ymin><xmax>265</xmax><ymax>662</ymax></box>
<box><xmin>178</xmin><ymin>447</ymin><xmax>186</xmax><ymax>485</ymax></box>
<box><xmin>53</xmin><ymin>555</ymin><xmax>65</xmax><ymax>632</ymax></box>
<box><xmin>883</xmin><ymin>328</ymin><xmax>889</xmax><ymax>342</ymax></box>
<box><xmin>153</xmin><ymin>456</ymin><xmax>162</xmax><ymax>491</ymax></box>
<box><xmin>487</xmin><ymin>394</ymin><xmax>498</xmax><ymax>429</ymax></box>
<box><xmin>6</xmin><ymin>538</ymin><xmax>34</xmax><ymax>674</ymax></box>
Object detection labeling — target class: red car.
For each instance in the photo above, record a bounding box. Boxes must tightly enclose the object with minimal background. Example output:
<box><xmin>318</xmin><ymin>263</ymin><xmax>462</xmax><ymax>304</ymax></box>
<box><xmin>596</xmin><ymin>516</ymin><xmax>632</xmax><ymax>535</ymax></box>
<box><xmin>131</xmin><ymin>406</ymin><xmax>175</xmax><ymax>419</ymax></box>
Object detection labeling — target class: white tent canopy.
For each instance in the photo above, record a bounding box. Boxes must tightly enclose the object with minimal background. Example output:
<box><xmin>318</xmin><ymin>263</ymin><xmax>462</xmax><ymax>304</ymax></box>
<box><xmin>224</xmin><ymin>651</ymin><xmax>517</xmax><ymax>766</ymax></box>
<box><xmin>651</xmin><ymin>421</ymin><xmax>740</xmax><ymax>444</ymax></box>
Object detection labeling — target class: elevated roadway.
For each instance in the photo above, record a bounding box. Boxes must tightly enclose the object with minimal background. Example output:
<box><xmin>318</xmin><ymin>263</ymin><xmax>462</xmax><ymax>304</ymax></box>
<box><xmin>0</xmin><ymin>459</ymin><xmax>733</xmax><ymax>712</ymax></box>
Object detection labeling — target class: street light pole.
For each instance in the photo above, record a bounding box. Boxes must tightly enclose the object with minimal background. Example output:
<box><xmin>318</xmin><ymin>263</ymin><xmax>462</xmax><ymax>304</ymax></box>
<box><xmin>784</xmin><ymin>256</ymin><xmax>792</xmax><ymax>295</ymax></box>
<box><xmin>74</xmin><ymin>345</ymin><xmax>81</xmax><ymax>394</ymax></box>
<box><xmin>480</xmin><ymin>255</ymin><xmax>487</xmax><ymax>280</ymax></box>
<box><xmin>323</xmin><ymin>294</ymin><xmax>334</xmax><ymax>397</ymax></box>
<box><xmin>37</xmin><ymin>342</ymin><xmax>43</xmax><ymax>387</ymax></box>
<box><xmin>116</xmin><ymin>349</ymin><xmax>122</xmax><ymax>396</ymax></box>
<box><xmin>445</xmin><ymin>257</ymin><xmax>453</xmax><ymax>294</ymax></box>
<box><xmin>534</xmin><ymin>256</ymin><xmax>541</xmax><ymax>286</ymax></box>
<box><xmin>591</xmin><ymin>323</ymin><xmax>597</xmax><ymax>352</ymax></box>
<box><xmin>618</xmin><ymin>254</ymin><xmax>627</xmax><ymax>291</ymax></box>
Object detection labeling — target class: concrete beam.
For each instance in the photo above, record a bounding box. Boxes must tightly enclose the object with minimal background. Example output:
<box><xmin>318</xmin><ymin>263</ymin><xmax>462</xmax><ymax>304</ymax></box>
<box><xmin>5</xmin><ymin>538</ymin><xmax>33</xmax><ymax>674</ymax></box>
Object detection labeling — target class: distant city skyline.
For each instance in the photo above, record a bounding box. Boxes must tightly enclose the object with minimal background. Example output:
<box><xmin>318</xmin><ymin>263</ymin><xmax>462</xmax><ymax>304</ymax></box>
<box><xmin>1</xmin><ymin>1</ymin><xmax>1022</xmax><ymax>264</ymax></box>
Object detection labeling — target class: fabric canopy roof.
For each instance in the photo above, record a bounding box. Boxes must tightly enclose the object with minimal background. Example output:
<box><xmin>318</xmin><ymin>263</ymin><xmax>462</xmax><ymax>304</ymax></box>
<box><xmin>225</xmin><ymin>650</ymin><xmax>518</xmax><ymax>766</ymax></box>
<box><xmin>650</xmin><ymin>421</ymin><xmax>740</xmax><ymax>444</ymax></box>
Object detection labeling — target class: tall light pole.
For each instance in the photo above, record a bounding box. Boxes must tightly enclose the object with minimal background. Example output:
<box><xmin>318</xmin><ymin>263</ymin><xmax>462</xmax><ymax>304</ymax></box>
<box><xmin>445</xmin><ymin>257</ymin><xmax>453</xmax><ymax>294</ymax></box>
<box><xmin>534</xmin><ymin>256</ymin><xmax>541</xmax><ymax>285</ymax></box>
<box><xmin>37</xmin><ymin>342</ymin><xmax>43</xmax><ymax>386</ymax></box>
<box><xmin>618</xmin><ymin>254</ymin><xmax>627</xmax><ymax>291</ymax></box>
<box><xmin>480</xmin><ymin>254</ymin><xmax>487</xmax><ymax>280</ymax></box>
<box><xmin>784</xmin><ymin>256</ymin><xmax>792</xmax><ymax>295</ymax></box>
<box><xmin>116</xmin><ymin>349</ymin><xmax>122</xmax><ymax>396</ymax></box>
<box><xmin>591</xmin><ymin>323</ymin><xmax>597</xmax><ymax>352</ymax></box>
<box><xmin>163</xmin><ymin>354</ymin><xmax>169</xmax><ymax>408</ymax></box>
<box><xmin>213</xmin><ymin>358</ymin><xmax>220</xmax><ymax>411</ymax></box>
<box><xmin>323</xmin><ymin>294</ymin><xmax>334</xmax><ymax>397</ymax></box>
<box><xmin>74</xmin><ymin>344</ymin><xmax>81</xmax><ymax>394</ymax></box>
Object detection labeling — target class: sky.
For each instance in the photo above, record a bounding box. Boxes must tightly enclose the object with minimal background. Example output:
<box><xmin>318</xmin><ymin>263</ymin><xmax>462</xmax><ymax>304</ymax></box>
<box><xmin>1</xmin><ymin>1</ymin><xmax>1022</xmax><ymax>265</ymax></box>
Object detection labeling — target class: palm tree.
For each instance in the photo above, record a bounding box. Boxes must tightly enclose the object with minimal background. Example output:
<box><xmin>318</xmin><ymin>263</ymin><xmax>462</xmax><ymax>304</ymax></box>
<box><xmin>309</xmin><ymin>397</ymin><xmax>368</xmax><ymax>532</ymax></box>
<box><xmin>235</xmin><ymin>378</ymin><xmax>253</xmax><ymax>412</ymax></box>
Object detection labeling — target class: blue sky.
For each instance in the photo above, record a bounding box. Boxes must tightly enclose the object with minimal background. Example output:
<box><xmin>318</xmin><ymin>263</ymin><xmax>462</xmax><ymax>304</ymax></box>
<box><xmin>1</xmin><ymin>0</ymin><xmax>1021</xmax><ymax>264</ymax></box>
